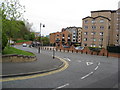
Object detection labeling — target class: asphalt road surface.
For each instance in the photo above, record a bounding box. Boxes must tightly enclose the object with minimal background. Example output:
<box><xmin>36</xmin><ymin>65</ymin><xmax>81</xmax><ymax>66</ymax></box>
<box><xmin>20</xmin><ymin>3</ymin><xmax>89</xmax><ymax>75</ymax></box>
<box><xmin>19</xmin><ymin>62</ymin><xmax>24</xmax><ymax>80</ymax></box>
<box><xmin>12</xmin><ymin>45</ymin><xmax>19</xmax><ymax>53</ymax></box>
<box><xmin>2</xmin><ymin>45</ymin><xmax>119</xmax><ymax>89</ymax></box>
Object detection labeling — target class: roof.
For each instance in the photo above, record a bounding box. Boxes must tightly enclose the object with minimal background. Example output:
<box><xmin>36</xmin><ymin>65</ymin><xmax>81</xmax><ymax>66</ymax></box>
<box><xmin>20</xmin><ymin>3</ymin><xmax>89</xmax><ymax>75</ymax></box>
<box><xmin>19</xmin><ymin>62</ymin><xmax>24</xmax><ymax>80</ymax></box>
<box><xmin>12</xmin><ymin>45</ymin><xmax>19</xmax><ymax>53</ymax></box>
<box><xmin>82</xmin><ymin>16</ymin><xmax>111</xmax><ymax>21</ymax></box>
<box><xmin>91</xmin><ymin>10</ymin><xmax>116</xmax><ymax>13</ymax></box>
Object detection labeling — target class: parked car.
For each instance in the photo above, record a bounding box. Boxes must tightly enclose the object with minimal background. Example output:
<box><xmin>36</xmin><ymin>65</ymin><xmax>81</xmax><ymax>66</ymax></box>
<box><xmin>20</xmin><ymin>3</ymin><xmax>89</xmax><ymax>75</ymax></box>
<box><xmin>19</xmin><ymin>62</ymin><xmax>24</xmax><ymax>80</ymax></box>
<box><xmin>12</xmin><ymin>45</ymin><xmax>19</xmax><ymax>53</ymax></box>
<box><xmin>75</xmin><ymin>46</ymin><xmax>84</xmax><ymax>50</ymax></box>
<box><xmin>22</xmin><ymin>43</ymin><xmax>27</xmax><ymax>47</ymax></box>
<box><xmin>62</xmin><ymin>45</ymin><xmax>70</xmax><ymax>48</ymax></box>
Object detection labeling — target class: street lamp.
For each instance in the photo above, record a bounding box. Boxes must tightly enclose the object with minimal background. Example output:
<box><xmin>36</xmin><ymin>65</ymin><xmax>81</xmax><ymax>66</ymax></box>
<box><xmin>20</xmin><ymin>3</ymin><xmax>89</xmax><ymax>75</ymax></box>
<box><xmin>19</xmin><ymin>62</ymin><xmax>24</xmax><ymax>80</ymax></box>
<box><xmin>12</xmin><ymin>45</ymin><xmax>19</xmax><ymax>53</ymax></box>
<box><xmin>53</xmin><ymin>35</ymin><xmax>55</xmax><ymax>59</ymax></box>
<box><xmin>38</xmin><ymin>23</ymin><xmax>45</xmax><ymax>53</ymax></box>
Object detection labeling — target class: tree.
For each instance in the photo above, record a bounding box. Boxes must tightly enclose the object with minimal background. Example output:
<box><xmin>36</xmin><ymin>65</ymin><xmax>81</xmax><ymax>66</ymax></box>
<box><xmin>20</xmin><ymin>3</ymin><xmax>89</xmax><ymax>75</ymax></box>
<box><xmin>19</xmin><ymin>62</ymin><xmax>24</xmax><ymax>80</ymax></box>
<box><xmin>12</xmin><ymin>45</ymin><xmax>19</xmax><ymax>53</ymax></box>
<box><xmin>37</xmin><ymin>37</ymin><xmax>50</xmax><ymax>46</ymax></box>
<box><xmin>2</xmin><ymin>32</ymin><xmax>8</xmax><ymax>50</ymax></box>
<box><xmin>1</xmin><ymin>0</ymin><xmax>25</xmax><ymax>46</ymax></box>
<box><xmin>29</xmin><ymin>33</ymin><xmax>35</xmax><ymax>41</ymax></box>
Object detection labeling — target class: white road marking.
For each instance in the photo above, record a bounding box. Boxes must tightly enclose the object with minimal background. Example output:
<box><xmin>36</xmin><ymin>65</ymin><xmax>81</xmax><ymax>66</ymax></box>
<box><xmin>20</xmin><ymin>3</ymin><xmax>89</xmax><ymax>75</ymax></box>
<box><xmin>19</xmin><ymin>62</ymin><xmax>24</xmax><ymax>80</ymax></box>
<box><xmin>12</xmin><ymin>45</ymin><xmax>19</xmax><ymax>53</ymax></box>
<box><xmin>63</xmin><ymin>58</ymin><xmax>71</xmax><ymax>61</ymax></box>
<box><xmin>86</xmin><ymin>62</ymin><xmax>93</xmax><ymax>66</ymax></box>
<box><xmin>66</xmin><ymin>58</ymin><xmax>71</xmax><ymax>61</ymax></box>
<box><xmin>98</xmin><ymin>62</ymin><xmax>100</xmax><ymax>66</ymax></box>
<box><xmin>53</xmin><ymin>83</ymin><xmax>69</xmax><ymax>90</ymax></box>
<box><xmin>94</xmin><ymin>66</ymin><xmax>99</xmax><ymax>70</ymax></box>
<box><xmin>78</xmin><ymin>60</ymin><xmax>81</xmax><ymax>62</ymax></box>
<box><xmin>81</xmin><ymin>72</ymin><xmax>93</xmax><ymax>79</ymax></box>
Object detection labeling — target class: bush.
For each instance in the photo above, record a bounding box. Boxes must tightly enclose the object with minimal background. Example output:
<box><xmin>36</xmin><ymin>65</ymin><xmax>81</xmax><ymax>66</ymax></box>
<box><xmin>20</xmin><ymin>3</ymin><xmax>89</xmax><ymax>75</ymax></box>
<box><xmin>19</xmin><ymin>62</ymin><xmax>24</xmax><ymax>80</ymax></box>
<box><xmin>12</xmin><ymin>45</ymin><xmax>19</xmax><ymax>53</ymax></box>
<box><xmin>2</xmin><ymin>32</ymin><xmax>8</xmax><ymax>50</ymax></box>
<box><xmin>107</xmin><ymin>46</ymin><xmax>120</xmax><ymax>53</ymax></box>
<box><xmin>88</xmin><ymin>47</ymin><xmax>102</xmax><ymax>52</ymax></box>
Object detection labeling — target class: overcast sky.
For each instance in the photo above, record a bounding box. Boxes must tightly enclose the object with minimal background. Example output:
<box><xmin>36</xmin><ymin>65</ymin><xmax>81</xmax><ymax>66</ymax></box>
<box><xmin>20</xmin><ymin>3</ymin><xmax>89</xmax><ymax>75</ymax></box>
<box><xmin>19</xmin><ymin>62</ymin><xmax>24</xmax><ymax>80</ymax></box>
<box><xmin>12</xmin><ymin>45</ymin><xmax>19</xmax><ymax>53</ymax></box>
<box><xmin>20</xmin><ymin>0</ymin><xmax>119</xmax><ymax>35</ymax></box>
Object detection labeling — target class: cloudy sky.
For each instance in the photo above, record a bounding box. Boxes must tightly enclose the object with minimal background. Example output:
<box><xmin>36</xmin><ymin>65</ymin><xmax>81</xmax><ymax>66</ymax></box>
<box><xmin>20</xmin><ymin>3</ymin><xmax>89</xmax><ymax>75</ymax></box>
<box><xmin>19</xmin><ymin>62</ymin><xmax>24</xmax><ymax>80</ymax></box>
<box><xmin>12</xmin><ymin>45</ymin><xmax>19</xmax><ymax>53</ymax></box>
<box><xmin>20</xmin><ymin>0</ymin><xmax>119</xmax><ymax>35</ymax></box>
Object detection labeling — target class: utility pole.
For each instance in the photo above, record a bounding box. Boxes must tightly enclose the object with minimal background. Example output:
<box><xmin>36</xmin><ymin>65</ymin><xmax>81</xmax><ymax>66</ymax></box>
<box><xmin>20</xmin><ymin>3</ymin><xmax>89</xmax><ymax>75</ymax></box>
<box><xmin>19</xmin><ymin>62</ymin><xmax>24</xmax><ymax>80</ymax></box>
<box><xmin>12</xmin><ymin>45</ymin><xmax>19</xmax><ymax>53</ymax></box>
<box><xmin>38</xmin><ymin>23</ymin><xmax>45</xmax><ymax>53</ymax></box>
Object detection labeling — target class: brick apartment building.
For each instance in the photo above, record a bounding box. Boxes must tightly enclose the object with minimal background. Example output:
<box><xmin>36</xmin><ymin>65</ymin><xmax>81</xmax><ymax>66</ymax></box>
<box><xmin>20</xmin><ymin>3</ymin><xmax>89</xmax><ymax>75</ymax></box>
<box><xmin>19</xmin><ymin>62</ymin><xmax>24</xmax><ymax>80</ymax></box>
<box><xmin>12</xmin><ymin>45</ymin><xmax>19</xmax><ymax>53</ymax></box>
<box><xmin>49</xmin><ymin>27</ymin><xmax>82</xmax><ymax>46</ymax></box>
<box><xmin>50</xmin><ymin>8</ymin><xmax>119</xmax><ymax>49</ymax></box>
<box><xmin>77</xmin><ymin>27</ymin><xmax>82</xmax><ymax>45</ymax></box>
<box><xmin>82</xmin><ymin>10</ymin><xmax>119</xmax><ymax>48</ymax></box>
<box><xmin>117</xmin><ymin>4</ymin><xmax>120</xmax><ymax>45</ymax></box>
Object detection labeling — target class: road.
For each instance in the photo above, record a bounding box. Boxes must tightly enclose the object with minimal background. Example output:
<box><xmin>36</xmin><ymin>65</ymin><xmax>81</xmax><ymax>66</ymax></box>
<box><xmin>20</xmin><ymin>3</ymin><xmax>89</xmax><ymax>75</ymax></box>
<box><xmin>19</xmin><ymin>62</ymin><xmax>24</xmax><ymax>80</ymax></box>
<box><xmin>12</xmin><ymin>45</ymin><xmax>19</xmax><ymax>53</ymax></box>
<box><xmin>2</xmin><ymin>45</ymin><xmax>119</xmax><ymax>89</ymax></box>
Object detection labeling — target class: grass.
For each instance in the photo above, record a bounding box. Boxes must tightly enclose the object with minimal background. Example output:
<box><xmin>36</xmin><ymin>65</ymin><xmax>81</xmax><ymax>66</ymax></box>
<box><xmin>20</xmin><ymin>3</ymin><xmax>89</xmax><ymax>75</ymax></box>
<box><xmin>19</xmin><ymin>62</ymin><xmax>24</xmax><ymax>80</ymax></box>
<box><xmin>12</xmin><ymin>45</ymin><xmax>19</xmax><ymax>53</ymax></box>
<box><xmin>16</xmin><ymin>40</ymin><xmax>30</xmax><ymax>43</ymax></box>
<box><xmin>2</xmin><ymin>46</ymin><xmax>35</xmax><ymax>56</ymax></box>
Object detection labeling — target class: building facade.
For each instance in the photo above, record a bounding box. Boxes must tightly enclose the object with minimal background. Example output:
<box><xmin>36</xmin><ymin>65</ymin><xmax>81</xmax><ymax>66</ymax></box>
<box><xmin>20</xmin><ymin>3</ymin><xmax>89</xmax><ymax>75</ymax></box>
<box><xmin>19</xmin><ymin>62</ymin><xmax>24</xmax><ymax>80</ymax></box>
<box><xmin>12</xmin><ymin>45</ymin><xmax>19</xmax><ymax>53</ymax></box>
<box><xmin>82</xmin><ymin>10</ymin><xmax>119</xmax><ymax>48</ymax></box>
<box><xmin>77</xmin><ymin>27</ymin><xmax>82</xmax><ymax>45</ymax></box>
<box><xmin>49</xmin><ymin>27</ymin><xmax>82</xmax><ymax>46</ymax></box>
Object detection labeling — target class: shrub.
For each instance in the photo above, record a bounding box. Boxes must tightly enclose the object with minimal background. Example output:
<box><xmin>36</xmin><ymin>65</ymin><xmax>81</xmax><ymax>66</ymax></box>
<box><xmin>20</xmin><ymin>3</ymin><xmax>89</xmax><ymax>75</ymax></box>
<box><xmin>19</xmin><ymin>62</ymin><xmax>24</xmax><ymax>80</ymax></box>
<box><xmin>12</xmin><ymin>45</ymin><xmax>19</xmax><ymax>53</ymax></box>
<box><xmin>2</xmin><ymin>32</ymin><xmax>8</xmax><ymax>50</ymax></box>
<box><xmin>107</xmin><ymin>46</ymin><xmax>120</xmax><ymax>53</ymax></box>
<box><xmin>88</xmin><ymin>47</ymin><xmax>102</xmax><ymax>52</ymax></box>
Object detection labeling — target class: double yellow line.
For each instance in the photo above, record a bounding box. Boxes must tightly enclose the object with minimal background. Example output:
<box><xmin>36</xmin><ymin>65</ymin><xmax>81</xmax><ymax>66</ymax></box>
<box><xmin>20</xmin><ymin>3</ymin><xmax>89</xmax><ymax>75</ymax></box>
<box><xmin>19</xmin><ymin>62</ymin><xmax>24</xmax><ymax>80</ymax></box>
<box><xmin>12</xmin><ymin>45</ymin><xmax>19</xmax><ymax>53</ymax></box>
<box><xmin>0</xmin><ymin>56</ymin><xmax>69</xmax><ymax>82</ymax></box>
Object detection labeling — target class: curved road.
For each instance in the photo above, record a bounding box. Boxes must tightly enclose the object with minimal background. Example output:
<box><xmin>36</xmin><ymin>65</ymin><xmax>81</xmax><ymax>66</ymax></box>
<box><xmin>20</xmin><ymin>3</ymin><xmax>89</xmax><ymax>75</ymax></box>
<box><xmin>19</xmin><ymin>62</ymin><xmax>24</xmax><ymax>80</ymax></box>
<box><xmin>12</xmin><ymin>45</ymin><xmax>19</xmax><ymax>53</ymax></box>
<box><xmin>2</xmin><ymin>45</ymin><xmax>119</xmax><ymax>89</ymax></box>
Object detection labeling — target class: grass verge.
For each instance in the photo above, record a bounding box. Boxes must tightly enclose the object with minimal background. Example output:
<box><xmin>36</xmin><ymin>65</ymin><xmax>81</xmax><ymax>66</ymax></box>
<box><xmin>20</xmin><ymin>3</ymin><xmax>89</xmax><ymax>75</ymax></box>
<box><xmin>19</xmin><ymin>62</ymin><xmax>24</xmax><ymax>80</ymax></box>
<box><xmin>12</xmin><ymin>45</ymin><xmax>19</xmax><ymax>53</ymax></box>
<box><xmin>16</xmin><ymin>40</ymin><xmax>30</xmax><ymax>43</ymax></box>
<box><xmin>2</xmin><ymin>46</ymin><xmax>35</xmax><ymax>56</ymax></box>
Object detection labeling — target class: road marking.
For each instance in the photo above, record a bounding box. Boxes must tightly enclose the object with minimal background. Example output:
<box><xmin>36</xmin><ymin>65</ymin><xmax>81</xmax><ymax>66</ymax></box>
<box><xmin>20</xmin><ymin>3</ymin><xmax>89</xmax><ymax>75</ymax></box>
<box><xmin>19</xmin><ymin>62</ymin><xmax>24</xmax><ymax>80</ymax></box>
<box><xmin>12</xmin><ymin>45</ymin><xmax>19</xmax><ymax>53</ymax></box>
<box><xmin>78</xmin><ymin>60</ymin><xmax>81</xmax><ymax>62</ymax></box>
<box><xmin>86</xmin><ymin>62</ymin><xmax>93</xmax><ymax>66</ymax></box>
<box><xmin>66</xmin><ymin>58</ymin><xmax>71</xmax><ymax>61</ymax></box>
<box><xmin>1</xmin><ymin>56</ymin><xmax>69</xmax><ymax>82</ymax></box>
<box><xmin>63</xmin><ymin>58</ymin><xmax>71</xmax><ymax>62</ymax></box>
<box><xmin>94</xmin><ymin>66</ymin><xmax>99</xmax><ymax>71</ymax></box>
<box><xmin>53</xmin><ymin>83</ymin><xmax>69</xmax><ymax>90</ymax></box>
<box><xmin>81</xmin><ymin>72</ymin><xmax>93</xmax><ymax>79</ymax></box>
<box><xmin>98</xmin><ymin>62</ymin><xmax>100</xmax><ymax>66</ymax></box>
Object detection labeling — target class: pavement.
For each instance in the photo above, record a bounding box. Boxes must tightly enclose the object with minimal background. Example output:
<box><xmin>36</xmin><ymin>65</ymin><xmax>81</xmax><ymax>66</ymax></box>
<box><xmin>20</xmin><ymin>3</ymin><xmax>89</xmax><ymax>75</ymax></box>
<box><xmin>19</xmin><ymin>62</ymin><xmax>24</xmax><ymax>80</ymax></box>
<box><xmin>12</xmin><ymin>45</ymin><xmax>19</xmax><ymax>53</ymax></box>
<box><xmin>2</xmin><ymin>46</ymin><xmax>64</xmax><ymax>78</ymax></box>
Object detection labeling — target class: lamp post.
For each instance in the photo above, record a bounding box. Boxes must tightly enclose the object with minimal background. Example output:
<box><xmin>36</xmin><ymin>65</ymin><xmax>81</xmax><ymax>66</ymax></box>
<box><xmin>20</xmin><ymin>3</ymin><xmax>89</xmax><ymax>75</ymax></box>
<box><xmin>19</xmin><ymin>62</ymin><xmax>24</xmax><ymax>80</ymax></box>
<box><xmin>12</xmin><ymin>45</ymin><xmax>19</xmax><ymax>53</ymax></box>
<box><xmin>53</xmin><ymin>35</ymin><xmax>55</xmax><ymax>59</ymax></box>
<box><xmin>38</xmin><ymin>23</ymin><xmax>45</xmax><ymax>53</ymax></box>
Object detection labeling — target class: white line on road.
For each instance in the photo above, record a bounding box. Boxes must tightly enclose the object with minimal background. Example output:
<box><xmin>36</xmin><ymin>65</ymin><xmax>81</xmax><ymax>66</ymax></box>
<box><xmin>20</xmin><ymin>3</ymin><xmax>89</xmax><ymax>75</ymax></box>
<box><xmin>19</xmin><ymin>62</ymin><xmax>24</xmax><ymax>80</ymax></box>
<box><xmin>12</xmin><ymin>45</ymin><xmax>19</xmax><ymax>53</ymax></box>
<box><xmin>66</xmin><ymin>58</ymin><xmax>71</xmax><ymax>61</ymax></box>
<box><xmin>81</xmin><ymin>72</ymin><xmax>93</xmax><ymax>80</ymax></box>
<box><xmin>98</xmin><ymin>62</ymin><xmax>100</xmax><ymax>66</ymax></box>
<box><xmin>78</xmin><ymin>60</ymin><xmax>81</xmax><ymax>62</ymax></box>
<box><xmin>53</xmin><ymin>83</ymin><xmax>69</xmax><ymax>90</ymax></box>
<box><xmin>63</xmin><ymin>58</ymin><xmax>71</xmax><ymax>61</ymax></box>
<box><xmin>94</xmin><ymin>66</ymin><xmax>99</xmax><ymax>71</ymax></box>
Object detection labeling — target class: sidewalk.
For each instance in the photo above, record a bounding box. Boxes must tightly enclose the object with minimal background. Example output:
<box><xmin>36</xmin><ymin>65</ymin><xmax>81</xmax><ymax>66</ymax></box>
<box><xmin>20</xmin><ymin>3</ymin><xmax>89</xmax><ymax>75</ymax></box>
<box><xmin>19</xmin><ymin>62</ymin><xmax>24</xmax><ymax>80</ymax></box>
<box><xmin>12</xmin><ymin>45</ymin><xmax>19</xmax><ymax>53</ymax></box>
<box><xmin>2</xmin><ymin>46</ymin><xmax>64</xmax><ymax>78</ymax></box>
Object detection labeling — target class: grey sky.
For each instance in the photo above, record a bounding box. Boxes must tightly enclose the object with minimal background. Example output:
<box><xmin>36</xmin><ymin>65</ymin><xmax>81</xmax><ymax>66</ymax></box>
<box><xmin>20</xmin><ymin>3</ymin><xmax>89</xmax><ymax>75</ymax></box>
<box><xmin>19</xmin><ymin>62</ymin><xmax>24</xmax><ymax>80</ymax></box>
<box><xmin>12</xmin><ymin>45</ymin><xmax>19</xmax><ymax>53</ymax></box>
<box><xmin>20</xmin><ymin>0</ymin><xmax>119</xmax><ymax>35</ymax></box>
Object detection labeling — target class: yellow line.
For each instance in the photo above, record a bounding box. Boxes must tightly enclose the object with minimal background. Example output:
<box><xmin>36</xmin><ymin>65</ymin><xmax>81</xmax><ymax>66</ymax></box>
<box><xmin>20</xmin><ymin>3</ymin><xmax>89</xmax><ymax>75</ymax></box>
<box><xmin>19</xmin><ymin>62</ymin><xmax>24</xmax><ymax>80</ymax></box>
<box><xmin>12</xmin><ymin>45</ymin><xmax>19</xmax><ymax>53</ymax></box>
<box><xmin>1</xmin><ymin>56</ymin><xmax>69</xmax><ymax>82</ymax></box>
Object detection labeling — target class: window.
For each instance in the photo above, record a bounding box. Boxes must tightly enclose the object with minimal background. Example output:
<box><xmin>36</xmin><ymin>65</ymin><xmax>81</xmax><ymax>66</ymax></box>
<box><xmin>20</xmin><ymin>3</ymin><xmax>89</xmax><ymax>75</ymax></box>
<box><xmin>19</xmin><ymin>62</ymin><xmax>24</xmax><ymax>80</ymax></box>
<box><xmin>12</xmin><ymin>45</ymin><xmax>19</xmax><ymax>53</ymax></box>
<box><xmin>68</xmin><ymin>37</ymin><xmax>70</xmax><ymax>39</ymax></box>
<box><xmin>84</xmin><ymin>38</ymin><xmax>87</xmax><ymax>41</ymax></box>
<box><xmin>73</xmin><ymin>39</ymin><xmax>76</xmax><ymax>42</ymax></box>
<box><xmin>56</xmin><ymin>34</ymin><xmax>59</xmax><ymax>36</ymax></box>
<box><xmin>99</xmin><ymin>44</ymin><xmax>103</xmax><ymax>48</ymax></box>
<box><xmin>73</xmin><ymin>36</ymin><xmax>76</xmax><ymax>38</ymax></box>
<box><xmin>99</xmin><ymin>38</ymin><xmax>103</xmax><ymax>41</ymax></box>
<box><xmin>100</xmin><ymin>32</ymin><xmax>104</xmax><ymax>36</ymax></box>
<box><xmin>116</xmin><ymin>34</ymin><xmax>119</xmax><ymax>37</ymax></box>
<box><xmin>84</xmin><ymin>26</ymin><xmax>88</xmax><ymax>30</ymax></box>
<box><xmin>91</xmin><ymin>32</ymin><xmax>96</xmax><ymax>35</ymax></box>
<box><xmin>84</xmin><ymin>43</ymin><xmax>87</xmax><ymax>46</ymax></box>
<box><xmin>92</xmin><ymin>26</ymin><xmax>96</xmax><ymax>30</ymax></box>
<box><xmin>100</xmin><ymin>20</ymin><xmax>104</xmax><ymax>23</ymax></box>
<box><xmin>92</xmin><ymin>19</ymin><xmax>96</xmax><ymax>23</ymax></box>
<box><xmin>91</xmin><ymin>38</ymin><xmax>96</xmax><ymax>41</ymax></box>
<box><xmin>56</xmin><ymin>38</ymin><xmax>60</xmax><ymax>41</ymax></box>
<box><xmin>116</xmin><ymin>40</ymin><xmax>119</xmax><ymax>42</ymax></box>
<box><xmin>91</xmin><ymin>44</ymin><xmax>96</xmax><ymax>47</ymax></box>
<box><xmin>62</xmin><ymin>34</ymin><xmax>64</xmax><ymax>37</ymax></box>
<box><xmin>85</xmin><ymin>20</ymin><xmax>88</xmax><ymax>23</ymax></box>
<box><xmin>100</xmin><ymin>26</ymin><xmax>104</xmax><ymax>30</ymax></box>
<box><xmin>84</xmin><ymin>32</ymin><xmax>88</xmax><ymax>35</ymax></box>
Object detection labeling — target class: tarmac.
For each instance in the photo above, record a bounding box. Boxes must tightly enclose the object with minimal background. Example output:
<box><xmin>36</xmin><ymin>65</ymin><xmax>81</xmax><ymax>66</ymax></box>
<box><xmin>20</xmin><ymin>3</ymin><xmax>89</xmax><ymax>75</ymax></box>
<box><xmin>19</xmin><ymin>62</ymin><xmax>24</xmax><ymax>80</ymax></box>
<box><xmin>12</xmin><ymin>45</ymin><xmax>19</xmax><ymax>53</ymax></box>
<box><xmin>2</xmin><ymin>46</ymin><xmax>64</xmax><ymax>78</ymax></box>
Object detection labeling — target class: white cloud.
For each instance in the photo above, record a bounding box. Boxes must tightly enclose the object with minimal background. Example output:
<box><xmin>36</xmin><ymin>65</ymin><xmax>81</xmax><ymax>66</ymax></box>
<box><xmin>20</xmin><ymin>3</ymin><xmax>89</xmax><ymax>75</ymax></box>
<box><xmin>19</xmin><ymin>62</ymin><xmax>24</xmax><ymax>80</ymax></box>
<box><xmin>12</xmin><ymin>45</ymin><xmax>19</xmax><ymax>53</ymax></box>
<box><xmin>20</xmin><ymin>0</ymin><xmax>119</xmax><ymax>35</ymax></box>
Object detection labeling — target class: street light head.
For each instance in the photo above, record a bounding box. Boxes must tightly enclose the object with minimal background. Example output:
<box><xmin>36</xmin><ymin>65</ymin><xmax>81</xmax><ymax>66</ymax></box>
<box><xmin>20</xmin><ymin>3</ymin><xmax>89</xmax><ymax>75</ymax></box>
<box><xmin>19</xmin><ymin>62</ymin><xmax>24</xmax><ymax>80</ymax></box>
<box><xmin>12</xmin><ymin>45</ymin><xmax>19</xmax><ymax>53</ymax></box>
<box><xmin>43</xmin><ymin>24</ymin><xmax>45</xmax><ymax>27</ymax></box>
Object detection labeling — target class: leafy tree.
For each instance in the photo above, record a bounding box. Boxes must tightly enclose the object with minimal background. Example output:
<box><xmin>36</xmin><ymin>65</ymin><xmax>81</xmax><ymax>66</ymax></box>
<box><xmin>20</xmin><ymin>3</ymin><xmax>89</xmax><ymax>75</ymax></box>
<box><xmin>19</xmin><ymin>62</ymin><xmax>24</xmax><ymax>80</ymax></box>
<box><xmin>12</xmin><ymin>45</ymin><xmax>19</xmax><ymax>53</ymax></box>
<box><xmin>2</xmin><ymin>32</ymin><xmax>8</xmax><ymax>50</ymax></box>
<box><xmin>1</xmin><ymin>0</ymin><xmax>25</xmax><ymax>46</ymax></box>
<box><xmin>29</xmin><ymin>33</ymin><xmax>35</xmax><ymax>41</ymax></box>
<box><xmin>37</xmin><ymin>37</ymin><xmax>50</xmax><ymax>46</ymax></box>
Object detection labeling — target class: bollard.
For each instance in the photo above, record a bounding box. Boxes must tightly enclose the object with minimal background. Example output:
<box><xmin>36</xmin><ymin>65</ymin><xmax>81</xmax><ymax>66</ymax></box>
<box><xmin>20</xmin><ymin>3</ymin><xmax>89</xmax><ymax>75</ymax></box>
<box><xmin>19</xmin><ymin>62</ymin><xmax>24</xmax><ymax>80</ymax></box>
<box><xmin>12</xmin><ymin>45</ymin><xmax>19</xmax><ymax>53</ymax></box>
<box><xmin>72</xmin><ymin>50</ymin><xmax>73</xmax><ymax>53</ymax></box>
